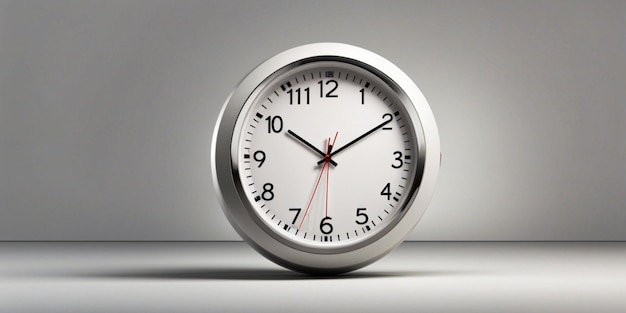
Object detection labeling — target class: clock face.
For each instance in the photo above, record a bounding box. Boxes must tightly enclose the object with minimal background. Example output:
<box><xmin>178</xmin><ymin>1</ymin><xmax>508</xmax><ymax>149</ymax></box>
<box><xmin>233</xmin><ymin>60</ymin><xmax>423</xmax><ymax>251</ymax></box>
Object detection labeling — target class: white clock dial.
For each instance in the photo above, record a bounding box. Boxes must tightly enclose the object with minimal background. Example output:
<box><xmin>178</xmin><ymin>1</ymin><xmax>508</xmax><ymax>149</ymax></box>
<box><xmin>213</xmin><ymin>43</ymin><xmax>439</xmax><ymax>274</ymax></box>
<box><xmin>237</xmin><ymin>62</ymin><xmax>419</xmax><ymax>249</ymax></box>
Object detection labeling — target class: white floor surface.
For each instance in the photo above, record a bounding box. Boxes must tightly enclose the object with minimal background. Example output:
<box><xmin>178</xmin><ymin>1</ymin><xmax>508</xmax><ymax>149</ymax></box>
<box><xmin>1</xmin><ymin>242</ymin><xmax>625</xmax><ymax>312</ymax></box>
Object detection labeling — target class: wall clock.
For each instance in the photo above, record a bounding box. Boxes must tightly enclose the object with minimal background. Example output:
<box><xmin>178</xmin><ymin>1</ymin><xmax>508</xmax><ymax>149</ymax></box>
<box><xmin>212</xmin><ymin>43</ymin><xmax>440</xmax><ymax>274</ymax></box>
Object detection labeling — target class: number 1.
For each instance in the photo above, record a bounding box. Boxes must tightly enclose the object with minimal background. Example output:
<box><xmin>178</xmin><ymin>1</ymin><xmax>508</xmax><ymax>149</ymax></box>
<box><xmin>359</xmin><ymin>88</ymin><xmax>365</xmax><ymax>104</ymax></box>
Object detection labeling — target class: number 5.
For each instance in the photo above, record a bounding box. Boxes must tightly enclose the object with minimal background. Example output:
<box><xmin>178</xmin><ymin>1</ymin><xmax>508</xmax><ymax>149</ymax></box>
<box><xmin>356</xmin><ymin>208</ymin><xmax>369</xmax><ymax>225</ymax></box>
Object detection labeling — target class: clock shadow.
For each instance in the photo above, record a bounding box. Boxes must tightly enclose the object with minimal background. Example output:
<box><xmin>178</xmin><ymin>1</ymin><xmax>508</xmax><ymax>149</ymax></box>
<box><xmin>82</xmin><ymin>267</ymin><xmax>464</xmax><ymax>281</ymax></box>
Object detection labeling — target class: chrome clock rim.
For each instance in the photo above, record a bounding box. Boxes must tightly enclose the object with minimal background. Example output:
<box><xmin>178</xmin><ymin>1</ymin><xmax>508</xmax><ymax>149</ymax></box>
<box><xmin>212</xmin><ymin>43</ymin><xmax>440</xmax><ymax>274</ymax></box>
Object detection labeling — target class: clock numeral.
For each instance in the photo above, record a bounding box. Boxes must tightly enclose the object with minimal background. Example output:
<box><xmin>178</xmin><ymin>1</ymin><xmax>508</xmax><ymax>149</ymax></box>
<box><xmin>287</xmin><ymin>87</ymin><xmax>310</xmax><ymax>105</ymax></box>
<box><xmin>261</xmin><ymin>183</ymin><xmax>274</xmax><ymax>201</ymax></box>
<box><xmin>382</xmin><ymin>113</ymin><xmax>393</xmax><ymax>122</ymax></box>
<box><xmin>359</xmin><ymin>88</ymin><xmax>365</xmax><ymax>104</ymax></box>
<box><xmin>253</xmin><ymin>150</ymin><xmax>266</xmax><ymax>168</ymax></box>
<box><xmin>382</xmin><ymin>113</ymin><xmax>393</xmax><ymax>130</ymax></box>
<box><xmin>380</xmin><ymin>183</ymin><xmax>391</xmax><ymax>200</ymax></box>
<box><xmin>265</xmin><ymin>115</ymin><xmax>283</xmax><ymax>134</ymax></box>
<box><xmin>320</xmin><ymin>216</ymin><xmax>334</xmax><ymax>234</ymax></box>
<box><xmin>356</xmin><ymin>208</ymin><xmax>369</xmax><ymax>225</ymax></box>
<box><xmin>392</xmin><ymin>151</ymin><xmax>403</xmax><ymax>169</ymax></box>
<box><xmin>289</xmin><ymin>208</ymin><xmax>301</xmax><ymax>225</ymax></box>
<box><xmin>318</xmin><ymin>80</ymin><xmax>338</xmax><ymax>98</ymax></box>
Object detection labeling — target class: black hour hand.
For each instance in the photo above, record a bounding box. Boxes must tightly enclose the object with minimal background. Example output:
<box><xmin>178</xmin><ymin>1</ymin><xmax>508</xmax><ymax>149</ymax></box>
<box><xmin>287</xmin><ymin>130</ymin><xmax>338</xmax><ymax>166</ymax></box>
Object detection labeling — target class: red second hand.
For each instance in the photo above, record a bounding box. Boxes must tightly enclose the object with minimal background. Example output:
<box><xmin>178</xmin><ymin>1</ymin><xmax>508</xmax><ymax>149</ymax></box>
<box><xmin>325</xmin><ymin>132</ymin><xmax>339</xmax><ymax>217</ymax></box>
<box><xmin>325</xmin><ymin>152</ymin><xmax>330</xmax><ymax>217</ymax></box>
<box><xmin>298</xmin><ymin>146</ymin><xmax>330</xmax><ymax>229</ymax></box>
<box><xmin>298</xmin><ymin>133</ymin><xmax>338</xmax><ymax>229</ymax></box>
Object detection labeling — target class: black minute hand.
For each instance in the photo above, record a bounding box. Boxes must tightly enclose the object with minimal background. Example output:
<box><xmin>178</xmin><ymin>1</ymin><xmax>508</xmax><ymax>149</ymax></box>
<box><xmin>287</xmin><ymin>129</ymin><xmax>338</xmax><ymax>166</ymax></box>
<box><xmin>317</xmin><ymin>116</ymin><xmax>392</xmax><ymax>165</ymax></box>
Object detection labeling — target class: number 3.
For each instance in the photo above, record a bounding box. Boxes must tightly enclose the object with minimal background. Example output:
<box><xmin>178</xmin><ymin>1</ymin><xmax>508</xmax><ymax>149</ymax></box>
<box><xmin>392</xmin><ymin>151</ymin><xmax>403</xmax><ymax>168</ymax></box>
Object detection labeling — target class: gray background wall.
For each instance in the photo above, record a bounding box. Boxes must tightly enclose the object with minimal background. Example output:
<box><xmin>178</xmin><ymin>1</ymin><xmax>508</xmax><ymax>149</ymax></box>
<box><xmin>1</xmin><ymin>0</ymin><xmax>624</xmax><ymax>241</ymax></box>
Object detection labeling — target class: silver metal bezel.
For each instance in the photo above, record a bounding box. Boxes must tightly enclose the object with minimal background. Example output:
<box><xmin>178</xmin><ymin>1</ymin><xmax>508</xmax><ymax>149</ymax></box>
<box><xmin>234</xmin><ymin>60</ymin><xmax>423</xmax><ymax>253</ymax></box>
<box><xmin>212</xmin><ymin>43</ymin><xmax>440</xmax><ymax>274</ymax></box>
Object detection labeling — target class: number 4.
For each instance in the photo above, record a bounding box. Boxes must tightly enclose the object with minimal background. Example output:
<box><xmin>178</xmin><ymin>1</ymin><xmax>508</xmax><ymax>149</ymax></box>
<box><xmin>380</xmin><ymin>183</ymin><xmax>391</xmax><ymax>200</ymax></box>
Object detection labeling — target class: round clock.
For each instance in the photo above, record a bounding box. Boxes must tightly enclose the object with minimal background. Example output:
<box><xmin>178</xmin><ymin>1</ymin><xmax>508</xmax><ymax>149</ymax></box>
<box><xmin>212</xmin><ymin>43</ymin><xmax>440</xmax><ymax>274</ymax></box>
